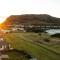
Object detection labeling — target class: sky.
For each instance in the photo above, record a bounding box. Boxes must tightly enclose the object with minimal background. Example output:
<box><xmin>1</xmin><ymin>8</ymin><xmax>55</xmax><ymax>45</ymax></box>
<box><xmin>0</xmin><ymin>0</ymin><xmax>60</xmax><ymax>23</ymax></box>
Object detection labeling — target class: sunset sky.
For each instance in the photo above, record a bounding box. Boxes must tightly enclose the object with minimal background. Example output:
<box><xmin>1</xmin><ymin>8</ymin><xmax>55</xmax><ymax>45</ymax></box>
<box><xmin>0</xmin><ymin>0</ymin><xmax>60</xmax><ymax>23</ymax></box>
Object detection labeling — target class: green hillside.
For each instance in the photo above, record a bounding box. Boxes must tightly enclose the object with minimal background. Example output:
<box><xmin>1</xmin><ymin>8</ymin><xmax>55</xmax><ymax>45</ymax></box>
<box><xmin>4</xmin><ymin>32</ymin><xmax>60</xmax><ymax>60</ymax></box>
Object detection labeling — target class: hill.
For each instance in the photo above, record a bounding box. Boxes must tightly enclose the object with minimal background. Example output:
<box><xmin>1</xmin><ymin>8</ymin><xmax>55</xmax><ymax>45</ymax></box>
<box><xmin>1</xmin><ymin>14</ymin><xmax>60</xmax><ymax>29</ymax></box>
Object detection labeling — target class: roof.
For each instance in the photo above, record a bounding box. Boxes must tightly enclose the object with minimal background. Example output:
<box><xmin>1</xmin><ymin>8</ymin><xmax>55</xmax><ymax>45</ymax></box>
<box><xmin>0</xmin><ymin>38</ymin><xmax>9</xmax><ymax>46</ymax></box>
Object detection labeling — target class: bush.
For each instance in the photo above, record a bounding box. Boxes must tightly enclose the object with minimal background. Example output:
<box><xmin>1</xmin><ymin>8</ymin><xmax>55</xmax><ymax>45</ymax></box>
<box><xmin>25</xmin><ymin>27</ymin><xmax>45</xmax><ymax>33</ymax></box>
<box><xmin>44</xmin><ymin>38</ymin><xmax>50</xmax><ymax>42</ymax></box>
<box><xmin>51</xmin><ymin>33</ymin><xmax>60</xmax><ymax>38</ymax></box>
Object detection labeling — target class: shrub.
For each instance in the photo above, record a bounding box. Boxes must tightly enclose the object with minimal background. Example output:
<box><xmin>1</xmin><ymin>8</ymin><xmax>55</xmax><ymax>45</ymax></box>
<box><xmin>44</xmin><ymin>38</ymin><xmax>50</xmax><ymax>42</ymax></box>
<box><xmin>51</xmin><ymin>33</ymin><xmax>60</xmax><ymax>38</ymax></box>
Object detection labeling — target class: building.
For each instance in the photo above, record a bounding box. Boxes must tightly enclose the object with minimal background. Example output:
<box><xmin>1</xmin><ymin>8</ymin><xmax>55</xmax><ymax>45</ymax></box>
<box><xmin>0</xmin><ymin>38</ymin><xmax>13</xmax><ymax>51</ymax></box>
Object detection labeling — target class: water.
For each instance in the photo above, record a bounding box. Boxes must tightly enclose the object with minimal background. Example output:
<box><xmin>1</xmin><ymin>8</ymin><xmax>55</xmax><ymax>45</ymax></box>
<box><xmin>46</xmin><ymin>29</ymin><xmax>60</xmax><ymax>35</ymax></box>
<box><xmin>30</xmin><ymin>58</ymin><xmax>37</xmax><ymax>60</ymax></box>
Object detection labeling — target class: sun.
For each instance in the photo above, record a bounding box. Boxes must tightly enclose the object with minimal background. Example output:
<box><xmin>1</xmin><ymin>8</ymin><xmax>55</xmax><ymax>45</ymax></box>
<box><xmin>0</xmin><ymin>17</ymin><xmax>6</xmax><ymax>24</ymax></box>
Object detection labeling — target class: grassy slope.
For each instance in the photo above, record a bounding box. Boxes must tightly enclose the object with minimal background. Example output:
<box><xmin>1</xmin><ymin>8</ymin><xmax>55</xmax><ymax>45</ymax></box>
<box><xmin>6</xmin><ymin>51</ymin><xmax>27</xmax><ymax>60</ymax></box>
<box><xmin>4</xmin><ymin>32</ymin><xmax>60</xmax><ymax>60</ymax></box>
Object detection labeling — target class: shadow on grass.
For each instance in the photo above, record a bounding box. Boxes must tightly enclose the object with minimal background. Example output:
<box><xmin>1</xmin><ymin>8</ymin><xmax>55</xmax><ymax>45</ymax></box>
<box><xmin>1</xmin><ymin>49</ymin><xmax>33</xmax><ymax>60</ymax></box>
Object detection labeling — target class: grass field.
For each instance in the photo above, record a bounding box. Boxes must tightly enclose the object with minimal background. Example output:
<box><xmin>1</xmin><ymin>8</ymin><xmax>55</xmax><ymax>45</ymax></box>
<box><xmin>4</xmin><ymin>32</ymin><xmax>60</xmax><ymax>60</ymax></box>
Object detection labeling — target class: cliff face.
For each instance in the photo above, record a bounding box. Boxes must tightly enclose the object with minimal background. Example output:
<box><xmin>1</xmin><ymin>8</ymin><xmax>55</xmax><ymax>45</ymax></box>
<box><xmin>1</xmin><ymin>14</ymin><xmax>60</xmax><ymax>29</ymax></box>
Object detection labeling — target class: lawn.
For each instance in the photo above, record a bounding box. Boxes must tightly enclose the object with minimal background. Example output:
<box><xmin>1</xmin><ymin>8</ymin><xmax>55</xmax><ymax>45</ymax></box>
<box><xmin>4</xmin><ymin>32</ymin><xmax>60</xmax><ymax>60</ymax></box>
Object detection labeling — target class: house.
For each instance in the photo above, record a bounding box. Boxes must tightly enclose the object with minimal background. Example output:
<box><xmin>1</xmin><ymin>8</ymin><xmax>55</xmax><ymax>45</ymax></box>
<box><xmin>0</xmin><ymin>38</ymin><xmax>13</xmax><ymax>51</ymax></box>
